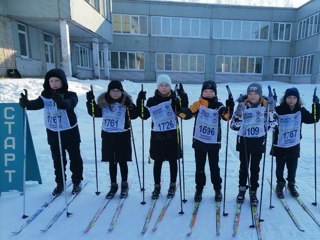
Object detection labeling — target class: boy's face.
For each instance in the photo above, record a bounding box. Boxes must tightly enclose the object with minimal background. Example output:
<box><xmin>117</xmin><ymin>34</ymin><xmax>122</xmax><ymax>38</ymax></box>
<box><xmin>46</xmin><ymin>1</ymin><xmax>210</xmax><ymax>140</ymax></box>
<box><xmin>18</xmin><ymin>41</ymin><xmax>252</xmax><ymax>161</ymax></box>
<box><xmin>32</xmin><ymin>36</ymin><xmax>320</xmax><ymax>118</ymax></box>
<box><xmin>286</xmin><ymin>95</ymin><xmax>298</xmax><ymax>108</ymax></box>
<box><xmin>202</xmin><ymin>89</ymin><xmax>215</xmax><ymax>98</ymax></box>
<box><xmin>247</xmin><ymin>91</ymin><xmax>260</xmax><ymax>104</ymax></box>
<box><xmin>49</xmin><ymin>77</ymin><xmax>63</xmax><ymax>90</ymax></box>
<box><xmin>109</xmin><ymin>89</ymin><xmax>122</xmax><ymax>100</ymax></box>
<box><xmin>158</xmin><ymin>83</ymin><xmax>171</xmax><ymax>95</ymax></box>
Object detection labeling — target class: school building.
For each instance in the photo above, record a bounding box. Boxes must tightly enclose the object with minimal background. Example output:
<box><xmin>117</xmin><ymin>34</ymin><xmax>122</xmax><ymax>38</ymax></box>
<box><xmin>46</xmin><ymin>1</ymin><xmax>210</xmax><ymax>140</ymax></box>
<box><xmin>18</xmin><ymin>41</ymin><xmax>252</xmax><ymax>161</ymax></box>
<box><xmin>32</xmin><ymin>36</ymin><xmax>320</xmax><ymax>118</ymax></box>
<box><xmin>110</xmin><ymin>0</ymin><xmax>320</xmax><ymax>84</ymax></box>
<box><xmin>0</xmin><ymin>0</ymin><xmax>319</xmax><ymax>84</ymax></box>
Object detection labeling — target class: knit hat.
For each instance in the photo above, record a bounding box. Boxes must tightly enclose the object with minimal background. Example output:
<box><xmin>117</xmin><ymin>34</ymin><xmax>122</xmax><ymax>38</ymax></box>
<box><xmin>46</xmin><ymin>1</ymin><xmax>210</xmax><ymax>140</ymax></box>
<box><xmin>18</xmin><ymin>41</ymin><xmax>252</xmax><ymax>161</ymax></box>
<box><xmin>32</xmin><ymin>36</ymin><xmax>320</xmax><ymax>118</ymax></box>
<box><xmin>157</xmin><ymin>74</ymin><xmax>172</xmax><ymax>88</ymax></box>
<box><xmin>247</xmin><ymin>83</ymin><xmax>262</xmax><ymax>96</ymax></box>
<box><xmin>43</xmin><ymin>68</ymin><xmax>68</xmax><ymax>91</ymax></box>
<box><xmin>201</xmin><ymin>80</ymin><xmax>217</xmax><ymax>94</ymax></box>
<box><xmin>107</xmin><ymin>80</ymin><xmax>123</xmax><ymax>93</ymax></box>
<box><xmin>284</xmin><ymin>87</ymin><xmax>300</xmax><ymax>101</ymax></box>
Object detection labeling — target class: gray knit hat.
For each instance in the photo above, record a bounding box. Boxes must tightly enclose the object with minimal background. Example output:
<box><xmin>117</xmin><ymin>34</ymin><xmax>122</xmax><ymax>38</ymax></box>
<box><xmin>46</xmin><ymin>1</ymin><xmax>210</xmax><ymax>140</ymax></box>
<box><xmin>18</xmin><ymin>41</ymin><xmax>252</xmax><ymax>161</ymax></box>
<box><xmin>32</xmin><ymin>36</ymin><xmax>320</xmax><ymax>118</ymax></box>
<box><xmin>247</xmin><ymin>83</ymin><xmax>262</xmax><ymax>96</ymax></box>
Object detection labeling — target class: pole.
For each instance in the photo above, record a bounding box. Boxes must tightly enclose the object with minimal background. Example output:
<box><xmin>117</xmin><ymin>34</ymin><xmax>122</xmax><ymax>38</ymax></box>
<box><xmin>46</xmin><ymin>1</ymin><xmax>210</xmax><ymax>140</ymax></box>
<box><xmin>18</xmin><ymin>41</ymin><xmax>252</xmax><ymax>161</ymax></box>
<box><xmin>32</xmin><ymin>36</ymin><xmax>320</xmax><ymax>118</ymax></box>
<box><xmin>141</xmin><ymin>84</ymin><xmax>146</xmax><ymax>205</ymax></box>
<box><xmin>90</xmin><ymin>85</ymin><xmax>100</xmax><ymax>196</ymax></box>
<box><xmin>22</xmin><ymin>89</ymin><xmax>28</xmax><ymax>219</ymax></box>
<box><xmin>312</xmin><ymin>87</ymin><xmax>317</xmax><ymax>206</ymax></box>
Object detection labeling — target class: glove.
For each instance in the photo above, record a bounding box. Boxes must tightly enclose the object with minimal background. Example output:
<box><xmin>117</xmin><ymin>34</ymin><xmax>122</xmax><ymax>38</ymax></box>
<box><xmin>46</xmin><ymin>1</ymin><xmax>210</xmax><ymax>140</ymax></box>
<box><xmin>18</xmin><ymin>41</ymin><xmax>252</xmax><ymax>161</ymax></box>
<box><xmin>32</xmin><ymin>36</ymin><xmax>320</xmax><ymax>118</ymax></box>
<box><xmin>225</xmin><ymin>98</ymin><xmax>235</xmax><ymax>113</ymax></box>
<box><xmin>86</xmin><ymin>90</ymin><xmax>95</xmax><ymax>102</ymax></box>
<box><xmin>234</xmin><ymin>102</ymin><xmax>246</xmax><ymax>116</ymax></box>
<box><xmin>124</xmin><ymin>96</ymin><xmax>133</xmax><ymax>108</ymax></box>
<box><xmin>137</xmin><ymin>90</ymin><xmax>146</xmax><ymax>101</ymax></box>
<box><xmin>19</xmin><ymin>92</ymin><xmax>29</xmax><ymax>108</ymax></box>
<box><xmin>51</xmin><ymin>91</ymin><xmax>64</xmax><ymax>105</ymax></box>
<box><xmin>177</xmin><ymin>83</ymin><xmax>186</xmax><ymax>97</ymax></box>
<box><xmin>313</xmin><ymin>95</ymin><xmax>319</xmax><ymax>104</ymax></box>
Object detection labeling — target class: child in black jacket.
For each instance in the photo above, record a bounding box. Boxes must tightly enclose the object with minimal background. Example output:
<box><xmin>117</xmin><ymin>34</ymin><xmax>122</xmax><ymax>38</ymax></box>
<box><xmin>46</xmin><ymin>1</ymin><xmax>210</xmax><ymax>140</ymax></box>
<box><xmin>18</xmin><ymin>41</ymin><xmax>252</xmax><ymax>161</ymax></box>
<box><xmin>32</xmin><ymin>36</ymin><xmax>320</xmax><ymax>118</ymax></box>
<box><xmin>86</xmin><ymin>80</ymin><xmax>138</xmax><ymax>199</ymax></box>
<box><xmin>19</xmin><ymin>68</ymin><xmax>83</xmax><ymax>195</ymax></box>
<box><xmin>271</xmin><ymin>87</ymin><xmax>320</xmax><ymax>198</ymax></box>
<box><xmin>179</xmin><ymin>81</ymin><xmax>234</xmax><ymax>202</ymax></box>
<box><xmin>136</xmin><ymin>74</ymin><xmax>188</xmax><ymax>199</ymax></box>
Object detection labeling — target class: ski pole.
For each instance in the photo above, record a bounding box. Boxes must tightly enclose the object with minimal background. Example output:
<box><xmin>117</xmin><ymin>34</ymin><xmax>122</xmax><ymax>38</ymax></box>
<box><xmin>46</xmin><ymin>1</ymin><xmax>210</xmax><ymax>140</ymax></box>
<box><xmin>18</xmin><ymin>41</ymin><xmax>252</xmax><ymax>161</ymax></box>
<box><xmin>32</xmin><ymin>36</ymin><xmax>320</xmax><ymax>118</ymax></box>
<box><xmin>223</xmin><ymin>85</ymin><xmax>233</xmax><ymax>217</ymax></box>
<box><xmin>269</xmin><ymin>88</ymin><xmax>277</xmax><ymax>209</ymax></box>
<box><xmin>258</xmin><ymin>85</ymin><xmax>273</xmax><ymax>222</ymax></box>
<box><xmin>312</xmin><ymin>87</ymin><xmax>317</xmax><ymax>206</ymax></box>
<box><xmin>22</xmin><ymin>89</ymin><xmax>28</xmax><ymax>219</ymax></box>
<box><xmin>90</xmin><ymin>85</ymin><xmax>100</xmax><ymax>196</ymax></box>
<box><xmin>175</xmin><ymin>84</ymin><xmax>184</xmax><ymax>214</ymax></box>
<box><xmin>141</xmin><ymin>84</ymin><xmax>146</xmax><ymax>205</ymax></box>
<box><xmin>54</xmin><ymin>95</ymin><xmax>71</xmax><ymax>217</ymax></box>
<box><xmin>127</xmin><ymin>107</ymin><xmax>142</xmax><ymax>192</ymax></box>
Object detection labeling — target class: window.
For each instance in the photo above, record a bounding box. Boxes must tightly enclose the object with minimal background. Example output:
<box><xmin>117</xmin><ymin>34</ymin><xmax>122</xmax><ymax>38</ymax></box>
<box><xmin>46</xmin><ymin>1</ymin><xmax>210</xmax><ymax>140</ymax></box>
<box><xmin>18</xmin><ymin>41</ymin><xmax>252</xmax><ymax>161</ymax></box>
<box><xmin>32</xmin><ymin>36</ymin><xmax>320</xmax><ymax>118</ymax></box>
<box><xmin>156</xmin><ymin>53</ymin><xmax>205</xmax><ymax>72</ymax></box>
<box><xmin>274</xmin><ymin>57</ymin><xmax>291</xmax><ymax>75</ymax></box>
<box><xmin>151</xmin><ymin>16</ymin><xmax>210</xmax><ymax>38</ymax></box>
<box><xmin>216</xmin><ymin>55</ymin><xmax>263</xmax><ymax>74</ymax></box>
<box><xmin>99</xmin><ymin>50</ymin><xmax>104</xmax><ymax>69</ymax></box>
<box><xmin>273</xmin><ymin>22</ymin><xmax>291</xmax><ymax>41</ymax></box>
<box><xmin>110</xmin><ymin>51</ymin><xmax>144</xmax><ymax>70</ymax></box>
<box><xmin>18</xmin><ymin>23</ymin><xmax>29</xmax><ymax>57</ymax></box>
<box><xmin>213</xmin><ymin>20</ymin><xmax>269</xmax><ymax>40</ymax></box>
<box><xmin>113</xmin><ymin>14</ymin><xmax>148</xmax><ymax>35</ymax></box>
<box><xmin>74</xmin><ymin>44</ymin><xmax>92</xmax><ymax>68</ymax></box>
<box><xmin>292</xmin><ymin>54</ymin><xmax>313</xmax><ymax>75</ymax></box>
<box><xmin>297</xmin><ymin>12</ymin><xmax>320</xmax><ymax>40</ymax></box>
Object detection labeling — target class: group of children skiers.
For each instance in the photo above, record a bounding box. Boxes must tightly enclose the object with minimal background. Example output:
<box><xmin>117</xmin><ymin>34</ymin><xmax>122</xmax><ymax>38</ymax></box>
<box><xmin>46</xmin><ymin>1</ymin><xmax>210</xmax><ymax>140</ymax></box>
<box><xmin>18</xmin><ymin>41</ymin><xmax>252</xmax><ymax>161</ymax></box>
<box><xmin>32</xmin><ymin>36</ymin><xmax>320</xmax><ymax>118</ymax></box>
<box><xmin>19</xmin><ymin>68</ymin><xmax>320</xmax><ymax>207</ymax></box>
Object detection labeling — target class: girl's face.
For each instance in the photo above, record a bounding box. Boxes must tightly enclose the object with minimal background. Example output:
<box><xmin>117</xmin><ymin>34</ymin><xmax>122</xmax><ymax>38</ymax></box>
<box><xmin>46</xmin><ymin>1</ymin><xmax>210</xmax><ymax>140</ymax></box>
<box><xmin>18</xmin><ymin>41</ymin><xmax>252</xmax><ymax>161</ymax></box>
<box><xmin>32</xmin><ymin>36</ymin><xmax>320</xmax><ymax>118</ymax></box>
<box><xmin>109</xmin><ymin>89</ymin><xmax>122</xmax><ymax>100</ymax></box>
<box><xmin>286</xmin><ymin>95</ymin><xmax>298</xmax><ymax>108</ymax></box>
<box><xmin>49</xmin><ymin>77</ymin><xmax>63</xmax><ymax>90</ymax></box>
<box><xmin>202</xmin><ymin>89</ymin><xmax>215</xmax><ymax>98</ymax></box>
<box><xmin>247</xmin><ymin>91</ymin><xmax>260</xmax><ymax>104</ymax></box>
<box><xmin>158</xmin><ymin>83</ymin><xmax>171</xmax><ymax>95</ymax></box>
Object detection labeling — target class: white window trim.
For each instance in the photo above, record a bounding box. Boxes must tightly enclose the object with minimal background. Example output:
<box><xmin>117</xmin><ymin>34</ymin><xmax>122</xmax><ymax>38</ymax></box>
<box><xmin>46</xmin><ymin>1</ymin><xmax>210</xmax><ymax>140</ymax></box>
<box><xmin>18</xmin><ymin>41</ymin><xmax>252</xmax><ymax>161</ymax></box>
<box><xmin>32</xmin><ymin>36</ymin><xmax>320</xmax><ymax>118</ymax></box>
<box><xmin>113</xmin><ymin>14</ymin><xmax>148</xmax><ymax>36</ymax></box>
<box><xmin>18</xmin><ymin>23</ymin><xmax>29</xmax><ymax>58</ymax></box>
<box><xmin>110</xmin><ymin>51</ymin><xmax>145</xmax><ymax>71</ymax></box>
<box><xmin>273</xmin><ymin>57</ymin><xmax>292</xmax><ymax>76</ymax></box>
<box><xmin>273</xmin><ymin>22</ymin><xmax>292</xmax><ymax>41</ymax></box>
<box><xmin>297</xmin><ymin>12</ymin><xmax>320</xmax><ymax>40</ymax></box>
<box><xmin>292</xmin><ymin>54</ymin><xmax>313</xmax><ymax>76</ymax></box>
<box><xmin>74</xmin><ymin>44</ymin><xmax>93</xmax><ymax>69</ymax></box>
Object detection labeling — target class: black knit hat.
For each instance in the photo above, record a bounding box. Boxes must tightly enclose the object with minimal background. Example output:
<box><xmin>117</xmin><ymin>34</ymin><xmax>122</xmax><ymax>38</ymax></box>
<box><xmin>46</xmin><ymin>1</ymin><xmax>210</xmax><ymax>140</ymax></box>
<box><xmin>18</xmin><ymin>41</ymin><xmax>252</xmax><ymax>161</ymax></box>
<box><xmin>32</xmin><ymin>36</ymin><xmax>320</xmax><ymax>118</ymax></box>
<box><xmin>284</xmin><ymin>87</ymin><xmax>300</xmax><ymax>101</ymax></box>
<box><xmin>201</xmin><ymin>80</ymin><xmax>217</xmax><ymax>94</ymax></box>
<box><xmin>107</xmin><ymin>80</ymin><xmax>124</xmax><ymax>93</ymax></box>
<box><xmin>43</xmin><ymin>68</ymin><xmax>68</xmax><ymax>91</ymax></box>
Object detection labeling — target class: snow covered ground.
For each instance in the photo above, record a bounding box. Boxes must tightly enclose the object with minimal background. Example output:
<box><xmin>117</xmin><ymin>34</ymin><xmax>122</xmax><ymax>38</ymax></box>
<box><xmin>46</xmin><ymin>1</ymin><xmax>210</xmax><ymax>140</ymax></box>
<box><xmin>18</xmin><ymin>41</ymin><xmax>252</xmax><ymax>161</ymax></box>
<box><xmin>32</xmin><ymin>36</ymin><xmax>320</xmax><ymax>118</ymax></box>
<box><xmin>0</xmin><ymin>78</ymin><xmax>319</xmax><ymax>240</ymax></box>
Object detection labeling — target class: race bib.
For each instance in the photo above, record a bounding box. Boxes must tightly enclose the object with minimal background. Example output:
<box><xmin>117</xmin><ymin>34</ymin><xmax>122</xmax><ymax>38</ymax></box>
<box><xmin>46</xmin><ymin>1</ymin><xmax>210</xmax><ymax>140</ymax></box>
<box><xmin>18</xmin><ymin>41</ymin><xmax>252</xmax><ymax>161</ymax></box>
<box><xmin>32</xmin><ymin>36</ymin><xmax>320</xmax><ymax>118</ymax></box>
<box><xmin>239</xmin><ymin>107</ymin><xmax>265</xmax><ymax>138</ymax></box>
<box><xmin>194</xmin><ymin>105</ymin><xmax>219</xmax><ymax>143</ymax></box>
<box><xmin>148</xmin><ymin>100</ymin><xmax>176</xmax><ymax>132</ymax></box>
<box><xmin>276</xmin><ymin>112</ymin><xmax>301</xmax><ymax>148</ymax></box>
<box><xmin>102</xmin><ymin>103</ymin><xmax>126</xmax><ymax>132</ymax></box>
<box><xmin>41</xmin><ymin>96</ymin><xmax>72</xmax><ymax>131</ymax></box>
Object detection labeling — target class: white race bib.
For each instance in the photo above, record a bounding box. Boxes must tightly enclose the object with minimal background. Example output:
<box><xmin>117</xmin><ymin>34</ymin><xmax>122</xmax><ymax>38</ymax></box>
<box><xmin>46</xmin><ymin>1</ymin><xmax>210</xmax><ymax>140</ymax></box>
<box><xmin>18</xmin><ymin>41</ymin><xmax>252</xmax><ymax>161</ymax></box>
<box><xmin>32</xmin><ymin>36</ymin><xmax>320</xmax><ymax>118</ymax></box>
<box><xmin>194</xmin><ymin>106</ymin><xmax>219</xmax><ymax>144</ymax></box>
<box><xmin>102</xmin><ymin>103</ymin><xmax>126</xmax><ymax>132</ymax></box>
<box><xmin>276</xmin><ymin>112</ymin><xmax>301</xmax><ymax>148</ymax></box>
<box><xmin>41</xmin><ymin>96</ymin><xmax>72</xmax><ymax>131</ymax></box>
<box><xmin>239</xmin><ymin>107</ymin><xmax>266</xmax><ymax>138</ymax></box>
<box><xmin>148</xmin><ymin>100</ymin><xmax>176</xmax><ymax>132</ymax></box>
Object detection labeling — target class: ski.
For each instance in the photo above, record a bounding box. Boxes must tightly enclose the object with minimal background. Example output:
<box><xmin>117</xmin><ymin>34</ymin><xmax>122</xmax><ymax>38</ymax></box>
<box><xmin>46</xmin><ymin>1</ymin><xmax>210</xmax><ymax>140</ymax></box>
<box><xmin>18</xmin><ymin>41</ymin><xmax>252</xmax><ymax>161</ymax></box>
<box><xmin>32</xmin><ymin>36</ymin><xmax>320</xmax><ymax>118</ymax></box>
<box><xmin>252</xmin><ymin>206</ymin><xmax>263</xmax><ymax>240</ymax></box>
<box><xmin>152</xmin><ymin>198</ymin><xmax>173</xmax><ymax>231</ymax></box>
<box><xmin>83</xmin><ymin>198</ymin><xmax>112</xmax><ymax>233</ymax></box>
<box><xmin>232</xmin><ymin>203</ymin><xmax>242</xmax><ymax>237</ymax></box>
<box><xmin>40</xmin><ymin>180</ymin><xmax>89</xmax><ymax>232</ymax></box>
<box><xmin>108</xmin><ymin>197</ymin><xmax>126</xmax><ymax>232</ymax></box>
<box><xmin>187</xmin><ymin>201</ymin><xmax>200</xmax><ymax>237</ymax></box>
<box><xmin>141</xmin><ymin>199</ymin><xmax>157</xmax><ymax>234</ymax></box>
<box><xmin>295</xmin><ymin>196</ymin><xmax>320</xmax><ymax>227</ymax></box>
<box><xmin>216</xmin><ymin>201</ymin><xmax>221</xmax><ymax>236</ymax></box>
<box><xmin>268</xmin><ymin>180</ymin><xmax>305</xmax><ymax>232</ymax></box>
<box><xmin>12</xmin><ymin>182</ymin><xmax>72</xmax><ymax>235</ymax></box>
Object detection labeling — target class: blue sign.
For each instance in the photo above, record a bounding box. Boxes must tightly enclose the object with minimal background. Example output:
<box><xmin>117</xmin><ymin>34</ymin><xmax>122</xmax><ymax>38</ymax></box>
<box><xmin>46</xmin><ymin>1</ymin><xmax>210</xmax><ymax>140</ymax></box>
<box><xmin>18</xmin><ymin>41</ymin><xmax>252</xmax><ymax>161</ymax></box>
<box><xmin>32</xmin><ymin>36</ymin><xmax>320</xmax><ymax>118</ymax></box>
<box><xmin>0</xmin><ymin>103</ymin><xmax>42</xmax><ymax>195</ymax></box>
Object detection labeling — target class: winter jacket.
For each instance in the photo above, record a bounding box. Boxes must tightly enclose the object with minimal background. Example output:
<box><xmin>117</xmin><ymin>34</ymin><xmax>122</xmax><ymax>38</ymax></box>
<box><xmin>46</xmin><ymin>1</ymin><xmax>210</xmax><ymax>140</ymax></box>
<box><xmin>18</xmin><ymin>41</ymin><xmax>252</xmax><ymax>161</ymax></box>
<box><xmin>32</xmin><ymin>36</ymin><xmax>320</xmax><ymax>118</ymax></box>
<box><xmin>271</xmin><ymin>102</ymin><xmax>320</xmax><ymax>158</ymax></box>
<box><xmin>137</xmin><ymin>90</ymin><xmax>188</xmax><ymax>161</ymax></box>
<box><xmin>25</xmin><ymin>84</ymin><xmax>80</xmax><ymax>147</ymax></box>
<box><xmin>86</xmin><ymin>91</ymin><xmax>138</xmax><ymax>162</ymax></box>
<box><xmin>231</xmin><ymin>97</ymin><xmax>268</xmax><ymax>153</ymax></box>
<box><xmin>179</xmin><ymin>96</ymin><xmax>231</xmax><ymax>152</ymax></box>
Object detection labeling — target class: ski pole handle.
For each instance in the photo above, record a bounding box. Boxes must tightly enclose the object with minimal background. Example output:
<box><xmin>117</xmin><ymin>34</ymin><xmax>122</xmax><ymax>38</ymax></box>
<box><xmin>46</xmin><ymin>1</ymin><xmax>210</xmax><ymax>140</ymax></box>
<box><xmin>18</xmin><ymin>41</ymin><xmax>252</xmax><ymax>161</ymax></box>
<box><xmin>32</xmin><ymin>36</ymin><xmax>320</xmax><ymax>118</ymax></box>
<box><xmin>273</xmin><ymin>88</ymin><xmax>277</xmax><ymax>103</ymax></box>
<box><xmin>226</xmin><ymin>85</ymin><xmax>233</xmax><ymax>99</ymax></box>
<box><xmin>141</xmin><ymin>84</ymin><xmax>144</xmax><ymax>118</ymax></box>
<box><xmin>314</xmin><ymin>87</ymin><xmax>317</xmax><ymax>122</ymax></box>
<box><xmin>90</xmin><ymin>85</ymin><xmax>95</xmax><ymax>117</ymax></box>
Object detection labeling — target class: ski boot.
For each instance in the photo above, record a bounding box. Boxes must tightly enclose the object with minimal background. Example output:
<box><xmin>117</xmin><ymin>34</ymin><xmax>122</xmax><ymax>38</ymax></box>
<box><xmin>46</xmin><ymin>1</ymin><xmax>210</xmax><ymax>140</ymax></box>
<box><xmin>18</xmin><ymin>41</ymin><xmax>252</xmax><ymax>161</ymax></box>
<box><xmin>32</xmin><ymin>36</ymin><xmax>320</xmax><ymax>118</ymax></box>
<box><xmin>288</xmin><ymin>182</ymin><xmax>299</xmax><ymax>197</ymax></box>
<box><xmin>276</xmin><ymin>182</ymin><xmax>286</xmax><ymax>199</ymax></box>
<box><xmin>106</xmin><ymin>183</ymin><xmax>118</xmax><ymax>199</ymax></box>
<box><xmin>194</xmin><ymin>186</ymin><xmax>203</xmax><ymax>202</ymax></box>
<box><xmin>152</xmin><ymin>184</ymin><xmax>161</xmax><ymax>200</ymax></box>
<box><xmin>236</xmin><ymin>186</ymin><xmax>246</xmax><ymax>204</ymax></box>
<box><xmin>215</xmin><ymin>190</ymin><xmax>222</xmax><ymax>202</ymax></box>
<box><xmin>120</xmin><ymin>182</ymin><xmax>129</xmax><ymax>199</ymax></box>
<box><xmin>167</xmin><ymin>183</ymin><xmax>176</xmax><ymax>198</ymax></box>
<box><xmin>249</xmin><ymin>190</ymin><xmax>259</xmax><ymax>207</ymax></box>
<box><xmin>72</xmin><ymin>182</ymin><xmax>82</xmax><ymax>195</ymax></box>
<box><xmin>52</xmin><ymin>183</ymin><xmax>64</xmax><ymax>196</ymax></box>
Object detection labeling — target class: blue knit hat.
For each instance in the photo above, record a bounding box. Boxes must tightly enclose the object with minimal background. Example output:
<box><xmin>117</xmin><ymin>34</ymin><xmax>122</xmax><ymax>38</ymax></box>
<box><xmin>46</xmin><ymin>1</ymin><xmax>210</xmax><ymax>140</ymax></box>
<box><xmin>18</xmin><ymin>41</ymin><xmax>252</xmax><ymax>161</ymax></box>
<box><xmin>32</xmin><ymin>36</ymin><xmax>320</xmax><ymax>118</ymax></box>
<box><xmin>284</xmin><ymin>87</ymin><xmax>300</xmax><ymax>101</ymax></box>
<box><xmin>157</xmin><ymin>74</ymin><xmax>172</xmax><ymax>88</ymax></box>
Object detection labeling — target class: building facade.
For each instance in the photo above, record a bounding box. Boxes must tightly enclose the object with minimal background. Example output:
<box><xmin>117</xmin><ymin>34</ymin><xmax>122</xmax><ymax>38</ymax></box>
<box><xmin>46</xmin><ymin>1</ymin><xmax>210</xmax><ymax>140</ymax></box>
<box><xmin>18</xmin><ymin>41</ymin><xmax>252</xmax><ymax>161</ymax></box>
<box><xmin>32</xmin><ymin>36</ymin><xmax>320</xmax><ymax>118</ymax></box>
<box><xmin>110</xmin><ymin>0</ymin><xmax>320</xmax><ymax>83</ymax></box>
<box><xmin>0</xmin><ymin>0</ymin><xmax>112</xmax><ymax>79</ymax></box>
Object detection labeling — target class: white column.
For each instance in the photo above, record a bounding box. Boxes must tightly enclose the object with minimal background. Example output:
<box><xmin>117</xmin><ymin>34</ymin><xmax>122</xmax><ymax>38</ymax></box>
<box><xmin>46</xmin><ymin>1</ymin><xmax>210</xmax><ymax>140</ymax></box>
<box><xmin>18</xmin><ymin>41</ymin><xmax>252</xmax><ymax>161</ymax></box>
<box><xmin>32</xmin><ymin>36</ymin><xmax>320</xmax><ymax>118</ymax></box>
<box><xmin>59</xmin><ymin>20</ymin><xmax>72</xmax><ymax>77</ymax></box>
<box><xmin>92</xmin><ymin>38</ymin><xmax>100</xmax><ymax>79</ymax></box>
<box><xmin>103</xmin><ymin>43</ymin><xmax>109</xmax><ymax>79</ymax></box>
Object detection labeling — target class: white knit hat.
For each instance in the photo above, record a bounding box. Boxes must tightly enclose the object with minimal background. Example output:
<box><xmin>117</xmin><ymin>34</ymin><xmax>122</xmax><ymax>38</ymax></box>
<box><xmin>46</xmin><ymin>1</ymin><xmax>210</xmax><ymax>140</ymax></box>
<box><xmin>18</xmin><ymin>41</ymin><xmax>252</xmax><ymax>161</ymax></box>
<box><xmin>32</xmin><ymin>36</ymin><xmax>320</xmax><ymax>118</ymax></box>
<box><xmin>157</xmin><ymin>74</ymin><xmax>172</xmax><ymax>88</ymax></box>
